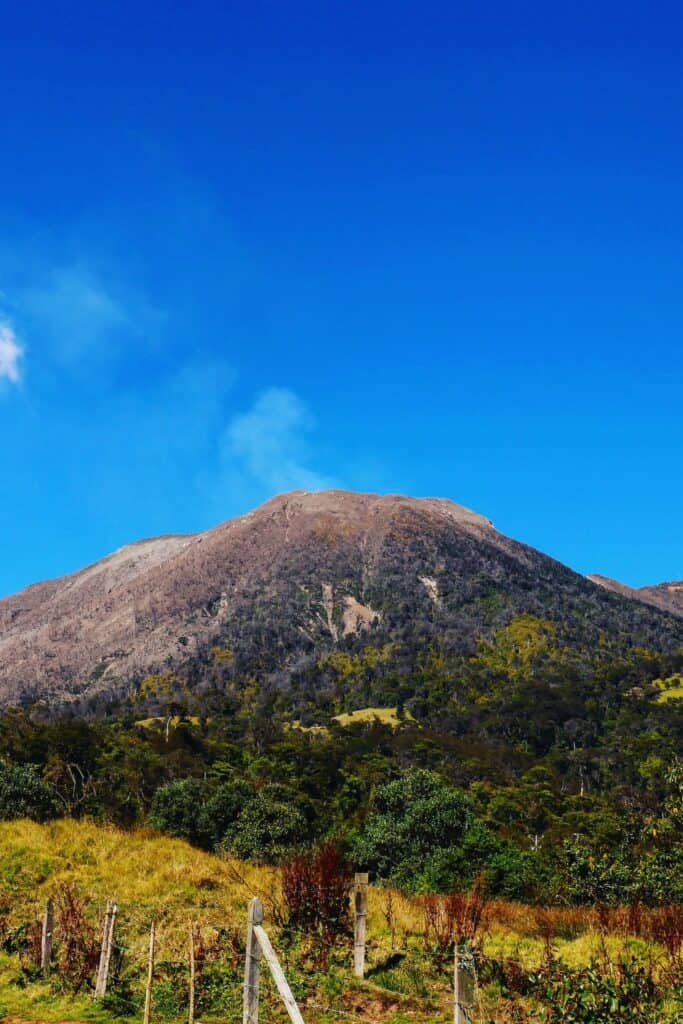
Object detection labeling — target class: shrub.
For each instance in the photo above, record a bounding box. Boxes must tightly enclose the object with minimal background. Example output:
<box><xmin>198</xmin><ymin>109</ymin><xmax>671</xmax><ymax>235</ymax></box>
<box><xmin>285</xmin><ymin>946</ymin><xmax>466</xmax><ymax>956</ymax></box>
<box><xmin>54</xmin><ymin>884</ymin><xmax>101</xmax><ymax>994</ymax></box>
<box><xmin>422</xmin><ymin>876</ymin><xmax>487</xmax><ymax>970</ymax></box>
<box><xmin>172</xmin><ymin>925</ymin><xmax>244</xmax><ymax>1019</ymax></box>
<box><xmin>0</xmin><ymin>763</ymin><xmax>57</xmax><ymax>822</ymax></box>
<box><xmin>225</xmin><ymin>785</ymin><xmax>309</xmax><ymax>862</ymax></box>
<box><xmin>532</xmin><ymin>958</ymin><xmax>660</xmax><ymax>1024</ymax></box>
<box><xmin>282</xmin><ymin>840</ymin><xmax>352</xmax><ymax>952</ymax></box>
<box><xmin>647</xmin><ymin>904</ymin><xmax>683</xmax><ymax>965</ymax></box>
<box><xmin>148</xmin><ymin>780</ymin><xmax>205</xmax><ymax>844</ymax></box>
<box><xmin>350</xmin><ymin>768</ymin><xmax>501</xmax><ymax>893</ymax></box>
<box><xmin>561</xmin><ymin>835</ymin><xmax>634</xmax><ymax>906</ymax></box>
<box><xmin>198</xmin><ymin>781</ymin><xmax>252</xmax><ymax>849</ymax></box>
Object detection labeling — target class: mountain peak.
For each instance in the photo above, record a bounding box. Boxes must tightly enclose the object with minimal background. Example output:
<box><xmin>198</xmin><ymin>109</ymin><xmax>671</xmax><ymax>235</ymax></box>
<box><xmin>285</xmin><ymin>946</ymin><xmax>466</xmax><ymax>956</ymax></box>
<box><xmin>258</xmin><ymin>489</ymin><xmax>495</xmax><ymax>529</ymax></box>
<box><xmin>1</xmin><ymin>488</ymin><xmax>681</xmax><ymax>710</ymax></box>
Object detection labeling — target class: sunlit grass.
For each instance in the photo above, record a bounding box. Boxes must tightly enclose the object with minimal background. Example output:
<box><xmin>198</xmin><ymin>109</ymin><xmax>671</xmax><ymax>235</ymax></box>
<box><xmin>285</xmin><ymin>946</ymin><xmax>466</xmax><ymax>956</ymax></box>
<box><xmin>333</xmin><ymin>707</ymin><xmax>414</xmax><ymax>727</ymax></box>
<box><xmin>0</xmin><ymin>822</ymin><xmax>675</xmax><ymax>1023</ymax></box>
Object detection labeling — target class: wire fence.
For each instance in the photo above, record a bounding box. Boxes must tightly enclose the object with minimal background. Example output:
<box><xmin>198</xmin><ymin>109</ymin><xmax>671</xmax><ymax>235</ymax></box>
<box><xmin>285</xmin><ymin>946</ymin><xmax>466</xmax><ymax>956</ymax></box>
<box><xmin>9</xmin><ymin>880</ymin><xmax>683</xmax><ymax>1024</ymax></box>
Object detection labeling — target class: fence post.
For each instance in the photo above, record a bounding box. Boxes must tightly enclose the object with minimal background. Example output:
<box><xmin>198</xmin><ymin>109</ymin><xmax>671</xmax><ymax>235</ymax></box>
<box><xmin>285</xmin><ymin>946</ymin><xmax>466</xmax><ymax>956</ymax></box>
<box><xmin>454</xmin><ymin>945</ymin><xmax>474</xmax><ymax>1024</ymax></box>
<box><xmin>95</xmin><ymin>899</ymin><xmax>117</xmax><ymax>998</ymax></box>
<box><xmin>353</xmin><ymin>872</ymin><xmax>368</xmax><ymax>979</ymax></box>
<box><xmin>143</xmin><ymin>921</ymin><xmax>156</xmax><ymax>1024</ymax></box>
<box><xmin>188</xmin><ymin>921</ymin><xmax>196</xmax><ymax>1024</ymax></box>
<box><xmin>252</xmin><ymin>920</ymin><xmax>305</xmax><ymax>1024</ymax></box>
<box><xmin>243</xmin><ymin>897</ymin><xmax>263</xmax><ymax>1024</ymax></box>
<box><xmin>102</xmin><ymin>902</ymin><xmax>117</xmax><ymax>994</ymax></box>
<box><xmin>40</xmin><ymin>898</ymin><xmax>54</xmax><ymax>979</ymax></box>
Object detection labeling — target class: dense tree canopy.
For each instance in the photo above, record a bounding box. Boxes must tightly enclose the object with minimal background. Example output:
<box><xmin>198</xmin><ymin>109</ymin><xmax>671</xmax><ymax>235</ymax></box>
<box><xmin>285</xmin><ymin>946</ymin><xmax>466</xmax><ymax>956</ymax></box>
<box><xmin>0</xmin><ymin>620</ymin><xmax>680</xmax><ymax>904</ymax></box>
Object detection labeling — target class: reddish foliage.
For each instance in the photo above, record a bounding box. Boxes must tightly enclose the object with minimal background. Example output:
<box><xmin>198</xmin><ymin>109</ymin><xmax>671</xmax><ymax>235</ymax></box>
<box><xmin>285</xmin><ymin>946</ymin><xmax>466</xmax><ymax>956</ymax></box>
<box><xmin>54</xmin><ymin>884</ymin><xmax>101</xmax><ymax>994</ymax></box>
<box><xmin>422</xmin><ymin>875</ymin><xmax>488</xmax><ymax>969</ymax></box>
<box><xmin>648</xmin><ymin>904</ymin><xmax>683</xmax><ymax>962</ymax></box>
<box><xmin>281</xmin><ymin>840</ymin><xmax>352</xmax><ymax>960</ymax></box>
<box><xmin>19</xmin><ymin>918</ymin><xmax>43</xmax><ymax>971</ymax></box>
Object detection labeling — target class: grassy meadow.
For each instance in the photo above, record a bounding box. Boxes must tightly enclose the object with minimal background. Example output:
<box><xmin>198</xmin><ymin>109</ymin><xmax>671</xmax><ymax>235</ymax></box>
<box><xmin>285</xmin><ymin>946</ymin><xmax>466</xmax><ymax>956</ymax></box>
<box><xmin>0</xmin><ymin>820</ymin><xmax>678</xmax><ymax>1023</ymax></box>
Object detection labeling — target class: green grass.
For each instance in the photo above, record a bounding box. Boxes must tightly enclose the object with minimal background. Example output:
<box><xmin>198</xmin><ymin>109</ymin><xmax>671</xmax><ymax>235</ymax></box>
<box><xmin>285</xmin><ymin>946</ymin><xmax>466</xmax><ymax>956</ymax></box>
<box><xmin>0</xmin><ymin>821</ymin><xmax>676</xmax><ymax>1024</ymax></box>
<box><xmin>133</xmin><ymin>715</ymin><xmax>201</xmax><ymax>730</ymax></box>
<box><xmin>333</xmin><ymin>707</ymin><xmax>414</xmax><ymax>727</ymax></box>
<box><xmin>287</xmin><ymin>707</ymin><xmax>415</xmax><ymax>734</ymax></box>
<box><xmin>653</xmin><ymin>673</ymin><xmax>683</xmax><ymax>703</ymax></box>
<box><xmin>0</xmin><ymin>953</ymin><xmax>127</xmax><ymax>1022</ymax></box>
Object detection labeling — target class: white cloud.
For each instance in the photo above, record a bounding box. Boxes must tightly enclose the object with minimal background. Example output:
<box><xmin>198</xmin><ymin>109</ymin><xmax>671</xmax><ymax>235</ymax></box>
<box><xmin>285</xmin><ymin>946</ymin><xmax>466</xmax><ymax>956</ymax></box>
<box><xmin>77</xmin><ymin>358</ymin><xmax>237</xmax><ymax>524</ymax></box>
<box><xmin>0</xmin><ymin>323</ymin><xmax>23</xmax><ymax>384</ymax></box>
<box><xmin>20</xmin><ymin>264</ymin><xmax>163</xmax><ymax>372</ymax></box>
<box><xmin>225</xmin><ymin>387</ymin><xmax>334</xmax><ymax>493</ymax></box>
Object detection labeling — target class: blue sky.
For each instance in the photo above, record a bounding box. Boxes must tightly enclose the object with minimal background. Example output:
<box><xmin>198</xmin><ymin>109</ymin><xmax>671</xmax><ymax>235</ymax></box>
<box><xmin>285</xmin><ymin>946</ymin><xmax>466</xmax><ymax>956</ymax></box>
<box><xmin>1</xmin><ymin>2</ymin><xmax>682</xmax><ymax>596</ymax></box>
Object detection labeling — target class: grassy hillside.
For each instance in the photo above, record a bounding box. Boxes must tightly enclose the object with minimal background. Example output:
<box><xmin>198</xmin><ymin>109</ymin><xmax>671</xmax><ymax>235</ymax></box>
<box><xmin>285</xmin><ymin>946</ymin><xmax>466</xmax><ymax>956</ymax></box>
<box><xmin>0</xmin><ymin>821</ymin><xmax>679</xmax><ymax>1023</ymax></box>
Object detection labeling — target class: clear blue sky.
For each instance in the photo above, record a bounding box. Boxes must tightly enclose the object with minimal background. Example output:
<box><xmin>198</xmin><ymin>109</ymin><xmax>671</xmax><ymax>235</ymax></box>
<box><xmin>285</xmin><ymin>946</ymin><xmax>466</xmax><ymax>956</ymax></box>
<box><xmin>1</xmin><ymin>1</ymin><xmax>682</xmax><ymax>596</ymax></box>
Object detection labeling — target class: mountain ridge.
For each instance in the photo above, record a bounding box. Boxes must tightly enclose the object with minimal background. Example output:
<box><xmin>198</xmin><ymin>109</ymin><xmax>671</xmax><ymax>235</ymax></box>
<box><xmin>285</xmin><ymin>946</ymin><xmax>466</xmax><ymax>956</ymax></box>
<box><xmin>1</xmin><ymin>489</ymin><xmax>682</xmax><ymax>712</ymax></box>
<box><xmin>587</xmin><ymin>573</ymin><xmax>683</xmax><ymax>618</ymax></box>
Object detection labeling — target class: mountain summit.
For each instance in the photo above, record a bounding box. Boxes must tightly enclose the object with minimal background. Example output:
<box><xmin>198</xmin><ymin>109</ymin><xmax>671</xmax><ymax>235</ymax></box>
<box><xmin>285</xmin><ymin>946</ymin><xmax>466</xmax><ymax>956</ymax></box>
<box><xmin>1</xmin><ymin>489</ymin><xmax>682</xmax><ymax>710</ymax></box>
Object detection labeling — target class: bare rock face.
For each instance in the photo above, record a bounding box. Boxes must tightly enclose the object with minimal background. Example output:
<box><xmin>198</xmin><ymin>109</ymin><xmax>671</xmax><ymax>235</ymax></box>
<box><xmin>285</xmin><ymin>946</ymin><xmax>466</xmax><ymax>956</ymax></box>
<box><xmin>588</xmin><ymin>574</ymin><xmax>683</xmax><ymax>618</ymax></box>
<box><xmin>1</xmin><ymin>489</ymin><xmax>681</xmax><ymax>710</ymax></box>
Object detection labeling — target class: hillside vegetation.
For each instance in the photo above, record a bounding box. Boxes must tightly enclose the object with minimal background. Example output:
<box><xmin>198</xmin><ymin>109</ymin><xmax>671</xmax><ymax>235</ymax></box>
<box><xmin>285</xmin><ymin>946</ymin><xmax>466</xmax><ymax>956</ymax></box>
<box><xmin>0</xmin><ymin>644</ymin><xmax>681</xmax><ymax>908</ymax></box>
<box><xmin>0</xmin><ymin>491</ymin><xmax>681</xmax><ymax>1019</ymax></box>
<box><xmin>0</xmin><ymin>820</ymin><xmax>680</xmax><ymax>1024</ymax></box>
<box><xmin>0</xmin><ymin>493</ymin><xmax>681</xmax><ymax>909</ymax></box>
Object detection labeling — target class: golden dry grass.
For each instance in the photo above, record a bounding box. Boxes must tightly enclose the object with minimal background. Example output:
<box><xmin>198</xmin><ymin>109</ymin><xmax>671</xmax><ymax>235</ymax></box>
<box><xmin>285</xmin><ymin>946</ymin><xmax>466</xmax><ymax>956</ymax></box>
<box><xmin>0</xmin><ymin>819</ymin><xmax>277</xmax><ymax>967</ymax></box>
<box><xmin>0</xmin><ymin>821</ymin><xmax>676</xmax><ymax>1024</ymax></box>
<box><xmin>333</xmin><ymin>708</ymin><xmax>414</xmax><ymax>727</ymax></box>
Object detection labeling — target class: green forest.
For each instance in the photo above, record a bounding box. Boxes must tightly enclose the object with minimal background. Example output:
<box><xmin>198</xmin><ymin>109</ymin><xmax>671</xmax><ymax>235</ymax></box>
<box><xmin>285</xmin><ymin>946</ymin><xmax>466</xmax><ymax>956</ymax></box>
<box><xmin>2</xmin><ymin>613</ymin><xmax>682</xmax><ymax>907</ymax></box>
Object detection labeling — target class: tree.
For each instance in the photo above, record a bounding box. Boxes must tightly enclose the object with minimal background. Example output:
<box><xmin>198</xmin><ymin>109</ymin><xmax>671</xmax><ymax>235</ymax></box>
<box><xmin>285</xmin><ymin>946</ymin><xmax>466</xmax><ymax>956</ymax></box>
<box><xmin>198</xmin><ymin>780</ymin><xmax>252</xmax><ymax>848</ymax></box>
<box><xmin>0</xmin><ymin>763</ymin><xmax>57</xmax><ymax>822</ymax></box>
<box><xmin>350</xmin><ymin>768</ymin><xmax>493</xmax><ymax>891</ymax></box>
<box><xmin>225</xmin><ymin>784</ymin><xmax>309</xmax><ymax>862</ymax></box>
<box><xmin>148</xmin><ymin>779</ymin><xmax>204</xmax><ymax>844</ymax></box>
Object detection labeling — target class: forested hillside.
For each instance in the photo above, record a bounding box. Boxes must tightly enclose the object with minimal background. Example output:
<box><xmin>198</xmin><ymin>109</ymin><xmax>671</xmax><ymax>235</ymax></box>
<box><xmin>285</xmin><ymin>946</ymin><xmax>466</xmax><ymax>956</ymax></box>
<box><xmin>0</xmin><ymin>490</ymin><xmax>681</xmax><ymax>906</ymax></box>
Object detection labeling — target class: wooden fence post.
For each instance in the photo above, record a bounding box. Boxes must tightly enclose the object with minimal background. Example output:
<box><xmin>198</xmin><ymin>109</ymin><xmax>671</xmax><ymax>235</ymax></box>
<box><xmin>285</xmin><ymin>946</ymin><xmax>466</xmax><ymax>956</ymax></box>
<box><xmin>40</xmin><ymin>898</ymin><xmax>54</xmax><ymax>979</ymax></box>
<box><xmin>454</xmin><ymin>945</ymin><xmax>474</xmax><ymax>1024</ymax></box>
<box><xmin>143</xmin><ymin>921</ymin><xmax>156</xmax><ymax>1024</ymax></box>
<box><xmin>95</xmin><ymin>899</ymin><xmax>117</xmax><ymax>998</ymax></box>
<box><xmin>188</xmin><ymin>921</ymin><xmax>196</xmax><ymax>1024</ymax></box>
<box><xmin>353</xmin><ymin>873</ymin><xmax>368</xmax><ymax>979</ymax></box>
<box><xmin>252</xmin><ymin>920</ymin><xmax>305</xmax><ymax>1024</ymax></box>
<box><xmin>243</xmin><ymin>898</ymin><xmax>263</xmax><ymax>1024</ymax></box>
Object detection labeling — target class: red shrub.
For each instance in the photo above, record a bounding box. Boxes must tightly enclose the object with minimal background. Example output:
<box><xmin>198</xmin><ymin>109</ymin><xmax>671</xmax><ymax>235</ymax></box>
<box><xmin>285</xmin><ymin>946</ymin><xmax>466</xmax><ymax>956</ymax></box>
<box><xmin>54</xmin><ymin>884</ymin><xmax>101</xmax><ymax>994</ymax></box>
<box><xmin>422</xmin><ymin>876</ymin><xmax>488</xmax><ymax>969</ymax></box>
<box><xmin>281</xmin><ymin>840</ymin><xmax>352</xmax><ymax>951</ymax></box>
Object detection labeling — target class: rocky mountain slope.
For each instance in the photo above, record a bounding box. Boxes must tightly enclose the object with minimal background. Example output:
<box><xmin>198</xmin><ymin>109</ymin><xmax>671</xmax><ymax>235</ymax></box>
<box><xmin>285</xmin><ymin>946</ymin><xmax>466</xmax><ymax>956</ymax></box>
<box><xmin>1</xmin><ymin>490</ymin><xmax>682</xmax><ymax>710</ymax></box>
<box><xmin>588</xmin><ymin>574</ymin><xmax>683</xmax><ymax>618</ymax></box>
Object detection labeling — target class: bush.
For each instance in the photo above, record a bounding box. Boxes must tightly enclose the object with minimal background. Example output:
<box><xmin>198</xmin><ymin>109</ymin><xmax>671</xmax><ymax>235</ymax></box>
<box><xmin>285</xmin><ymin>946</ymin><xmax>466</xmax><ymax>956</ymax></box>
<box><xmin>148</xmin><ymin>779</ymin><xmax>205</xmax><ymax>844</ymax></box>
<box><xmin>198</xmin><ymin>781</ymin><xmax>252</xmax><ymax>849</ymax></box>
<box><xmin>54</xmin><ymin>885</ymin><xmax>101</xmax><ymax>994</ymax></box>
<box><xmin>225</xmin><ymin>785</ymin><xmax>309</xmax><ymax>862</ymax></box>
<box><xmin>350</xmin><ymin>768</ymin><xmax>503</xmax><ymax>893</ymax></box>
<box><xmin>282</xmin><ymin>840</ymin><xmax>352</xmax><ymax>951</ymax></box>
<box><xmin>532</xmin><ymin>958</ymin><xmax>660</xmax><ymax>1023</ymax></box>
<box><xmin>561</xmin><ymin>835</ymin><xmax>635</xmax><ymax>906</ymax></box>
<box><xmin>422</xmin><ymin>876</ymin><xmax>488</xmax><ymax>970</ymax></box>
<box><xmin>0</xmin><ymin>763</ymin><xmax>57</xmax><ymax>822</ymax></box>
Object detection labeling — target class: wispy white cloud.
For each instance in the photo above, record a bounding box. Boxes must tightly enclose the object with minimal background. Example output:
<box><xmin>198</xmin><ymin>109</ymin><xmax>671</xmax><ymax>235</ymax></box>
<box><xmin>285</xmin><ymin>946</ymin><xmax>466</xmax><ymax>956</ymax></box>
<box><xmin>61</xmin><ymin>357</ymin><xmax>237</xmax><ymax>527</ymax></box>
<box><xmin>0</xmin><ymin>322</ymin><xmax>23</xmax><ymax>384</ymax></box>
<box><xmin>225</xmin><ymin>387</ymin><xmax>334</xmax><ymax>493</ymax></box>
<box><xmin>20</xmin><ymin>264</ymin><xmax>164</xmax><ymax>373</ymax></box>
